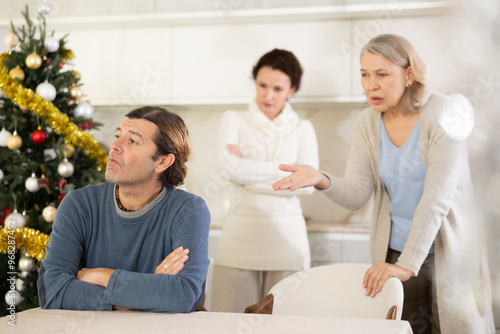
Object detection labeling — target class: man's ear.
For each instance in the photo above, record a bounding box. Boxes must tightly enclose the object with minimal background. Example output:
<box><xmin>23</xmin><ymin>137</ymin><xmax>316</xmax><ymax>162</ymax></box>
<box><xmin>155</xmin><ymin>154</ymin><xmax>175</xmax><ymax>173</ymax></box>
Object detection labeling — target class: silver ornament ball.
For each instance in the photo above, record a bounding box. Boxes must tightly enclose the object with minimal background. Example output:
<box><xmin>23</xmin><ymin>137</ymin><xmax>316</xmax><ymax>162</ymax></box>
<box><xmin>74</xmin><ymin>101</ymin><xmax>94</xmax><ymax>119</ymax></box>
<box><xmin>36</xmin><ymin>80</ymin><xmax>57</xmax><ymax>102</ymax></box>
<box><xmin>38</xmin><ymin>0</ymin><xmax>52</xmax><ymax>16</ymax></box>
<box><xmin>6</xmin><ymin>210</ymin><xmax>26</xmax><ymax>228</ymax></box>
<box><xmin>25</xmin><ymin>173</ymin><xmax>40</xmax><ymax>192</ymax></box>
<box><xmin>0</xmin><ymin>127</ymin><xmax>12</xmax><ymax>147</ymax></box>
<box><xmin>45</xmin><ymin>37</ymin><xmax>59</xmax><ymax>53</ymax></box>
<box><xmin>4</xmin><ymin>290</ymin><xmax>23</xmax><ymax>306</ymax></box>
<box><xmin>58</xmin><ymin>158</ymin><xmax>74</xmax><ymax>178</ymax></box>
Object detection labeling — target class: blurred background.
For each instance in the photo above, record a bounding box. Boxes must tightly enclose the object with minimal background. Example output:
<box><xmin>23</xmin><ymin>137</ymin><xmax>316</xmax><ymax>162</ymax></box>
<box><xmin>1</xmin><ymin>0</ymin><xmax>498</xmax><ymax>317</ymax></box>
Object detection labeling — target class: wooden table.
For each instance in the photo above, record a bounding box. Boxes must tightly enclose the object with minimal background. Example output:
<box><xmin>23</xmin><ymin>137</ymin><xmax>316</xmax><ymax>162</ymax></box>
<box><xmin>1</xmin><ymin>307</ymin><xmax>413</xmax><ymax>333</ymax></box>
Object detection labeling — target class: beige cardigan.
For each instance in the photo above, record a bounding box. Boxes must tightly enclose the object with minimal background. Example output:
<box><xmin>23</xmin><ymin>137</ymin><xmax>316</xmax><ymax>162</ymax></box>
<box><xmin>322</xmin><ymin>92</ymin><xmax>495</xmax><ymax>334</ymax></box>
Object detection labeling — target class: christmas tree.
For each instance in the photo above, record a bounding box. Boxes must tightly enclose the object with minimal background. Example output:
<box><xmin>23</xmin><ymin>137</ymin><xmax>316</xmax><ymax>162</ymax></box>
<box><xmin>0</xmin><ymin>5</ymin><xmax>107</xmax><ymax>315</ymax></box>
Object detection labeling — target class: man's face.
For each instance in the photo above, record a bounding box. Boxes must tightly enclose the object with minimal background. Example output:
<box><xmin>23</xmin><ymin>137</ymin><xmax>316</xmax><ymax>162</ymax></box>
<box><xmin>105</xmin><ymin>117</ymin><xmax>161</xmax><ymax>186</ymax></box>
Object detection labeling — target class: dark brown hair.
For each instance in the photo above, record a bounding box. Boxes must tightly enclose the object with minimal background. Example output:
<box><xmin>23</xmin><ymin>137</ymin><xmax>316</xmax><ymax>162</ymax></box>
<box><xmin>252</xmin><ymin>49</ymin><xmax>303</xmax><ymax>91</ymax></box>
<box><xmin>125</xmin><ymin>106</ymin><xmax>190</xmax><ymax>187</ymax></box>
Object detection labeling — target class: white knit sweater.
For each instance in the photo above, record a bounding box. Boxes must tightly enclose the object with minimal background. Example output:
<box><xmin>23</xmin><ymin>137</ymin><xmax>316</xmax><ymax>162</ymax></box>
<box><xmin>214</xmin><ymin>100</ymin><xmax>319</xmax><ymax>271</ymax></box>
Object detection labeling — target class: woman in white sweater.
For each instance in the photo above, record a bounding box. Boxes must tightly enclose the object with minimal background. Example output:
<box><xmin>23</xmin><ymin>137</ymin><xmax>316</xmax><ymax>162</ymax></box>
<box><xmin>273</xmin><ymin>35</ymin><xmax>495</xmax><ymax>334</ymax></box>
<box><xmin>211</xmin><ymin>49</ymin><xmax>319</xmax><ymax>313</ymax></box>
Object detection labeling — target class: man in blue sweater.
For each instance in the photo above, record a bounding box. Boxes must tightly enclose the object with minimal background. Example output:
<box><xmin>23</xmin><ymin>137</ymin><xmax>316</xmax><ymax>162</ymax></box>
<box><xmin>38</xmin><ymin>106</ymin><xmax>211</xmax><ymax>312</ymax></box>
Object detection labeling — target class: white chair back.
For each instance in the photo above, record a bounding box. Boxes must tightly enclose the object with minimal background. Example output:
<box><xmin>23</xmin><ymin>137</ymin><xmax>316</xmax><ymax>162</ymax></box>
<box><xmin>268</xmin><ymin>264</ymin><xmax>404</xmax><ymax>320</ymax></box>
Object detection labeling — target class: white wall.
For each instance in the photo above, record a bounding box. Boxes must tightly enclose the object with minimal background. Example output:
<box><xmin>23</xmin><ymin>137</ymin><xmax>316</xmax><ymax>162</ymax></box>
<box><xmin>62</xmin><ymin>5</ymin><xmax>486</xmax><ymax>228</ymax></box>
<box><xmin>2</xmin><ymin>0</ymin><xmax>498</xmax><ymax>232</ymax></box>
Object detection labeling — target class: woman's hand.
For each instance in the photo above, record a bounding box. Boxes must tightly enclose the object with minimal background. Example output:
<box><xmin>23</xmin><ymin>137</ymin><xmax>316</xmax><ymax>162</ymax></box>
<box><xmin>154</xmin><ymin>246</ymin><xmax>190</xmax><ymax>275</ymax></box>
<box><xmin>272</xmin><ymin>164</ymin><xmax>330</xmax><ymax>191</ymax></box>
<box><xmin>363</xmin><ymin>262</ymin><xmax>413</xmax><ymax>298</ymax></box>
<box><xmin>226</xmin><ymin>144</ymin><xmax>242</xmax><ymax>158</ymax></box>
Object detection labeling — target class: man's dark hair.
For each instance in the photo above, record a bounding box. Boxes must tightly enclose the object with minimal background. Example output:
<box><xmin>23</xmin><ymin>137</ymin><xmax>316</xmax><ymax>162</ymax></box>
<box><xmin>125</xmin><ymin>106</ymin><xmax>190</xmax><ymax>187</ymax></box>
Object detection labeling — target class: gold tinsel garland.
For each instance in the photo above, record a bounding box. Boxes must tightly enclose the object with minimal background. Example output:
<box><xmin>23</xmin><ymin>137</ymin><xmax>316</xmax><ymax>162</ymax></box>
<box><xmin>0</xmin><ymin>52</ymin><xmax>107</xmax><ymax>170</ymax></box>
<box><xmin>60</xmin><ymin>48</ymin><xmax>75</xmax><ymax>62</ymax></box>
<box><xmin>0</xmin><ymin>227</ymin><xmax>50</xmax><ymax>261</ymax></box>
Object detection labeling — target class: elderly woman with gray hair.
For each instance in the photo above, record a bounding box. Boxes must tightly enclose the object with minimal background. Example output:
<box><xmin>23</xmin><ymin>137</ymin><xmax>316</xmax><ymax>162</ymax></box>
<box><xmin>273</xmin><ymin>34</ymin><xmax>495</xmax><ymax>334</ymax></box>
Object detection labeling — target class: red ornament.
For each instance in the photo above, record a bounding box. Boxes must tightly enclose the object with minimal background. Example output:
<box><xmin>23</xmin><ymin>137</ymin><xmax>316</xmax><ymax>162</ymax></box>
<box><xmin>32</xmin><ymin>128</ymin><xmax>47</xmax><ymax>145</ymax></box>
<box><xmin>39</xmin><ymin>176</ymin><xmax>49</xmax><ymax>189</ymax></box>
<box><xmin>59</xmin><ymin>62</ymin><xmax>64</xmax><ymax>68</ymax></box>
<box><xmin>78</xmin><ymin>119</ymin><xmax>94</xmax><ymax>130</ymax></box>
<box><xmin>1</xmin><ymin>207</ymin><xmax>13</xmax><ymax>226</ymax></box>
<box><xmin>57</xmin><ymin>178</ymin><xmax>67</xmax><ymax>189</ymax></box>
<box><xmin>57</xmin><ymin>179</ymin><xmax>68</xmax><ymax>202</ymax></box>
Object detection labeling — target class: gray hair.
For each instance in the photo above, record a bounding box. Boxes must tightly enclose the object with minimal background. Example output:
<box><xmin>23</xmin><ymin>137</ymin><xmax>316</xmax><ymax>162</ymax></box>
<box><xmin>361</xmin><ymin>34</ymin><xmax>430</xmax><ymax>112</ymax></box>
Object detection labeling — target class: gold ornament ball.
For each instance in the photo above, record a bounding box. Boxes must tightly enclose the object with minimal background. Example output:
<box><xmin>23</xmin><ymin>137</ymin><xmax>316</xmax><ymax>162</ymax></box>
<box><xmin>19</xmin><ymin>256</ymin><xmax>36</xmax><ymax>272</ymax></box>
<box><xmin>19</xmin><ymin>104</ymin><xmax>28</xmax><ymax>111</ymax></box>
<box><xmin>26</xmin><ymin>51</ymin><xmax>42</xmax><ymax>70</ymax></box>
<box><xmin>70</xmin><ymin>86</ymin><xmax>83</xmax><ymax>100</ymax></box>
<box><xmin>62</xmin><ymin>142</ymin><xmax>76</xmax><ymax>158</ymax></box>
<box><xmin>7</xmin><ymin>133</ymin><xmax>23</xmax><ymax>150</ymax></box>
<box><xmin>72</xmin><ymin>70</ymin><xmax>81</xmax><ymax>80</ymax></box>
<box><xmin>9</xmin><ymin>66</ymin><xmax>25</xmax><ymax>81</ymax></box>
<box><xmin>22</xmin><ymin>211</ymin><xmax>32</xmax><ymax>225</ymax></box>
<box><xmin>42</xmin><ymin>205</ymin><xmax>57</xmax><ymax>223</ymax></box>
<box><xmin>4</xmin><ymin>31</ymin><xmax>19</xmax><ymax>48</ymax></box>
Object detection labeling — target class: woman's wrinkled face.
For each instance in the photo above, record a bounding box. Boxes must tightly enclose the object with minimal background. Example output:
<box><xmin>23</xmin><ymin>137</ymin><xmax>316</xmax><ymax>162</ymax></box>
<box><xmin>360</xmin><ymin>52</ymin><xmax>412</xmax><ymax>114</ymax></box>
<box><xmin>255</xmin><ymin>66</ymin><xmax>296</xmax><ymax>121</ymax></box>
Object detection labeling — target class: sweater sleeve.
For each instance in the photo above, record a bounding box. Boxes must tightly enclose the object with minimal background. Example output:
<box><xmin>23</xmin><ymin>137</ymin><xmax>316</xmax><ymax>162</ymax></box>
<box><xmin>246</xmin><ymin>120</ymin><xmax>320</xmax><ymax>196</ymax></box>
<box><xmin>218</xmin><ymin>111</ymin><xmax>289</xmax><ymax>185</ymax></box>
<box><xmin>102</xmin><ymin>196</ymin><xmax>210</xmax><ymax>312</ymax></box>
<box><xmin>38</xmin><ymin>193</ymin><xmax>113</xmax><ymax>311</ymax></box>
<box><xmin>38</xmin><ymin>192</ymin><xmax>211</xmax><ymax>313</ymax></box>
<box><xmin>320</xmin><ymin>111</ymin><xmax>376</xmax><ymax>210</ymax></box>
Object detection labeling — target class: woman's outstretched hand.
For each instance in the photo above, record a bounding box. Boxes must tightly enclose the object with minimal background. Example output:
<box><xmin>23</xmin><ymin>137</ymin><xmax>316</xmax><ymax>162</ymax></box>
<box><xmin>272</xmin><ymin>164</ymin><xmax>331</xmax><ymax>191</ymax></box>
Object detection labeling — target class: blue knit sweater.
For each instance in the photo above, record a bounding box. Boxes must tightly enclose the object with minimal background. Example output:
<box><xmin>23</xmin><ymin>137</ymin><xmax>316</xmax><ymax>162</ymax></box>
<box><xmin>38</xmin><ymin>182</ymin><xmax>210</xmax><ymax>313</ymax></box>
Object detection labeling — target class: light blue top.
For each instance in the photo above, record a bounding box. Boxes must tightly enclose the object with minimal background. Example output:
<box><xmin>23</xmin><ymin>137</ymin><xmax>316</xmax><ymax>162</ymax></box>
<box><xmin>38</xmin><ymin>182</ymin><xmax>210</xmax><ymax>313</ymax></box>
<box><xmin>379</xmin><ymin>118</ymin><xmax>434</xmax><ymax>253</ymax></box>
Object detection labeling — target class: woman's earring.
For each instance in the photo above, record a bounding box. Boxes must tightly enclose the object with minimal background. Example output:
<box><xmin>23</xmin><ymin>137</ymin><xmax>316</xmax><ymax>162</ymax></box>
<box><xmin>407</xmin><ymin>83</ymin><xmax>411</xmax><ymax>87</ymax></box>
